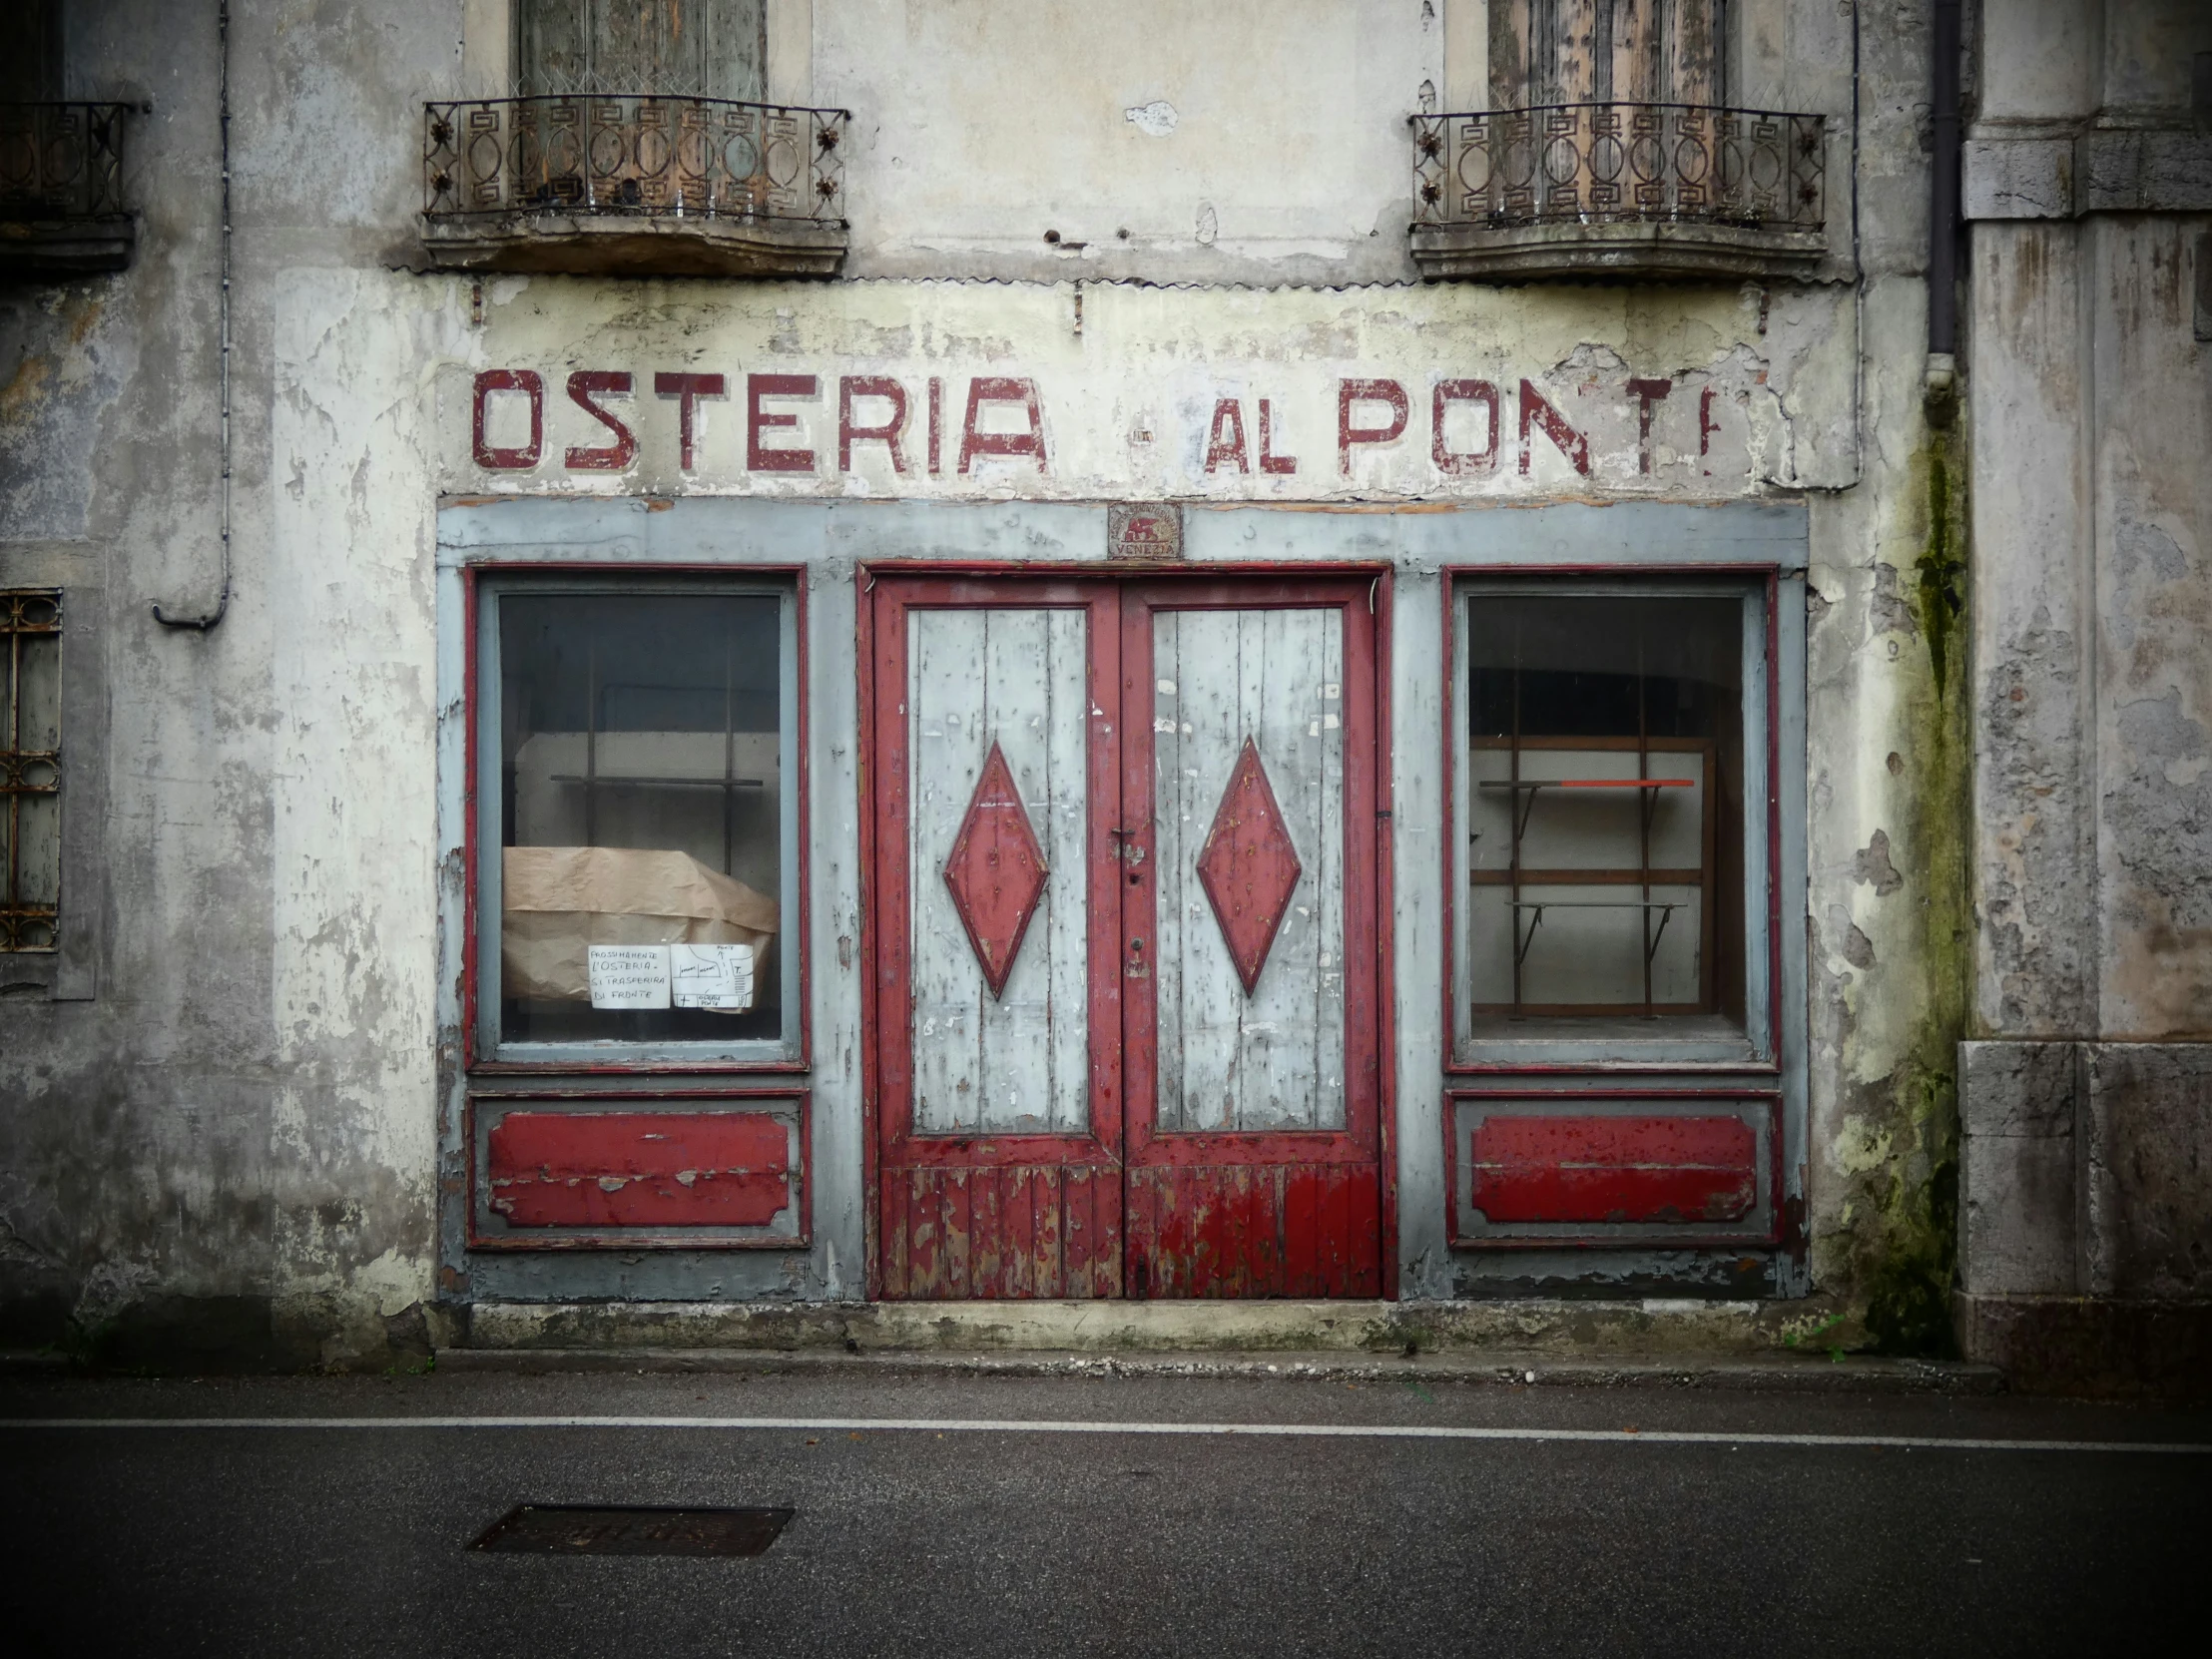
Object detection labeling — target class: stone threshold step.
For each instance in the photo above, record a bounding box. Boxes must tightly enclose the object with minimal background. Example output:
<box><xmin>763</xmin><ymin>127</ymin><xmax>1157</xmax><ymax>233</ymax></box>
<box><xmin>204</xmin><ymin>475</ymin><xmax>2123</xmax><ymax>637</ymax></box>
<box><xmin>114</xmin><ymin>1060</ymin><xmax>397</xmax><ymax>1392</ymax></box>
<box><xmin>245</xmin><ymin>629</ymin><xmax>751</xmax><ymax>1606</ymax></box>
<box><xmin>459</xmin><ymin>1297</ymin><xmax>1878</xmax><ymax>1358</ymax></box>
<box><xmin>436</xmin><ymin>1346</ymin><xmax>2003</xmax><ymax>1394</ymax></box>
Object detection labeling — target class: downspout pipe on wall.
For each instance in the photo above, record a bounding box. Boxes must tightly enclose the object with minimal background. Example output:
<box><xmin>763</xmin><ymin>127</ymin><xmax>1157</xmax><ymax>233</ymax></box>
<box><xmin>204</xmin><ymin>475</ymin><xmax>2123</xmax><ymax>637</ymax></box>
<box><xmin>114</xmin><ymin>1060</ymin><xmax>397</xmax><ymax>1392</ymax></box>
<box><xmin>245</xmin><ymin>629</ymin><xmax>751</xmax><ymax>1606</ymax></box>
<box><xmin>1924</xmin><ymin>0</ymin><xmax>1962</xmax><ymax>419</ymax></box>
<box><xmin>153</xmin><ymin>0</ymin><xmax>232</xmax><ymax>632</ymax></box>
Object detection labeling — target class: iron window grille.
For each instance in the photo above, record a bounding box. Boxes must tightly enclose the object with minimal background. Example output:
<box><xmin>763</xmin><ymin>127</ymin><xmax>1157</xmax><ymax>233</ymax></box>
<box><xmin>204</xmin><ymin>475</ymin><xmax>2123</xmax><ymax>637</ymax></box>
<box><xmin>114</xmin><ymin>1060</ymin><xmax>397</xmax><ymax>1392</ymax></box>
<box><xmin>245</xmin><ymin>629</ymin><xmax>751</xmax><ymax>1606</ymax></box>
<box><xmin>0</xmin><ymin>102</ymin><xmax>130</xmax><ymax>222</ymax></box>
<box><xmin>1411</xmin><ymin>102</ymin><xmax>1825</xmax><ymax>235</ymax></box>
<box><xmin>2</xmin><ymin>589</ymin><xmax>62</xmax><ymax>953</ymax></box>
<box><xmin>423</xmin><ymin>95</ymin><xmax>846</xmax><ymax>228</ymax></box>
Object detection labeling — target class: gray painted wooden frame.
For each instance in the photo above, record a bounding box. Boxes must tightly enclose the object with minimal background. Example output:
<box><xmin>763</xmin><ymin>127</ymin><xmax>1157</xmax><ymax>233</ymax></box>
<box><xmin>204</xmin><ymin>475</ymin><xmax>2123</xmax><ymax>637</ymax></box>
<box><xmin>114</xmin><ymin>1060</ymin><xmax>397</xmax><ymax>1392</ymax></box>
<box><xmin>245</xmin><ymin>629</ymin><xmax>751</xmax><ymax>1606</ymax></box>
<box><xmin>470</xmin><ymin>568</ymin><xmax>805</xmax><ymax>1067</ymax></box>
<box><xmin>433</xmin><ymin>495</ymin><xmax>1809</xmax><ymax>1304</ymax></box>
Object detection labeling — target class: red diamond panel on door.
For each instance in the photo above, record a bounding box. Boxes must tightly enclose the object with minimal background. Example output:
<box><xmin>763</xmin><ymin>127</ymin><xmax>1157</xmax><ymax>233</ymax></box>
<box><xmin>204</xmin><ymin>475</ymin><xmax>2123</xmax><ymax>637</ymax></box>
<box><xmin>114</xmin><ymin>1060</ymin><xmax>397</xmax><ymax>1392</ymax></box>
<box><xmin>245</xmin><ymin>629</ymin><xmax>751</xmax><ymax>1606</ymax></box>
<box><xmin>943</xmin><ymin>740</ymin><xmax>1050</xmax><ymax>999</ymax></box>
<box><xmin>1195</xmin><ymin>738</ymin><xmax>1305</xmax><ymax>996</ymax></box>
<box><xmin>1121</xmin><ymin>581</ymin><xmax>1386</xmax><ymax>1299</ymax></box>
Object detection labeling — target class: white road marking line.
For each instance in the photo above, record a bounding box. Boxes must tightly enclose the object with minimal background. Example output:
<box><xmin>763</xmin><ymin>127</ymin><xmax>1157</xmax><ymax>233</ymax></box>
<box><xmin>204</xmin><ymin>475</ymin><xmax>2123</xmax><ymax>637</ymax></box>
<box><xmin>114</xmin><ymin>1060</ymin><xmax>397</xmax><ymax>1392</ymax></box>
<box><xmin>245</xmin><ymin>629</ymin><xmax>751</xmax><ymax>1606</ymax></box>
<box><xmin>0</xmin><ymin>1416</ymin><xmax>2205</xmax><ymax>1453</ymax></box>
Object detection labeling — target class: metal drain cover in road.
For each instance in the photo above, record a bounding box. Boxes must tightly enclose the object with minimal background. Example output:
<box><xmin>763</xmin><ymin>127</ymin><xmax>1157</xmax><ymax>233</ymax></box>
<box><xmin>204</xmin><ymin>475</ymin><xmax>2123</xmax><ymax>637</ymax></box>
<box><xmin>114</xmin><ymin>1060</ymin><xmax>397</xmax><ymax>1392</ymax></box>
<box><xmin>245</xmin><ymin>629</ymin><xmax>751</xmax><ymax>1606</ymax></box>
<box><xmin>469</xmin><ymin>1504</ymin><xmax>794</xmax><ymax>1557</ymax></box>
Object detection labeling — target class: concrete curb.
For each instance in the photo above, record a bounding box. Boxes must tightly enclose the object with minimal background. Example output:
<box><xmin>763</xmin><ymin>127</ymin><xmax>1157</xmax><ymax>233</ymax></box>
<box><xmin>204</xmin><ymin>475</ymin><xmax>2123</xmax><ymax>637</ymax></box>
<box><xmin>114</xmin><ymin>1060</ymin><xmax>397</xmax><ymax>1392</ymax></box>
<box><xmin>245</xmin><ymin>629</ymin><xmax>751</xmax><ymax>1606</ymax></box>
<box><xmin>433</xmin><ymin>1345</ymin><xmax>2005</xmax><ymax>1393</ymax></box>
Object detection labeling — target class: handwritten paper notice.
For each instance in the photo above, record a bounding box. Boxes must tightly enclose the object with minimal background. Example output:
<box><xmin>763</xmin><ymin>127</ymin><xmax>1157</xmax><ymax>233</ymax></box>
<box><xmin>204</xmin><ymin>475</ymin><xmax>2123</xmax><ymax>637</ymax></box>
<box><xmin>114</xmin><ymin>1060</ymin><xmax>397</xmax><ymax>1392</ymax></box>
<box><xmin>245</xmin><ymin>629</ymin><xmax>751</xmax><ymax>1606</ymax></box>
<box><xmin>671</xmin><ymin>941</ymin><xmax>757</xmax><ymax>1011</ymax></box>
<box><xmin>587</xmin><ymin>944</ymin><xmax>672</xmax><ymax>1009</ymax></box>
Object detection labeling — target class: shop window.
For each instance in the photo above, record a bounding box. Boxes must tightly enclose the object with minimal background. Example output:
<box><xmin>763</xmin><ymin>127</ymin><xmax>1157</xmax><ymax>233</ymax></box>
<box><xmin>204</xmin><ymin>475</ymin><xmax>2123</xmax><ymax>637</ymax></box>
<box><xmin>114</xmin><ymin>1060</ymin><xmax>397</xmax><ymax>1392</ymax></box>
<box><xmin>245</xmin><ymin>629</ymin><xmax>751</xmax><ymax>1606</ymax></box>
<box><xmin>1</xmin><ymin>590</ymin><xmax>63</xmax><ymax>953</ymax></box>
<box><xmin>1452</xmin><ymin>580</ymin><xmax>1770</xmax><ymax>1059</ymax></box>
<box><xmin>514</xmin><ymin>0</ymin><xmax>765</xmax><ymax>100</ymax></box>
<box><xmin>475</xmin><ymin>578</ymin><xmax>801</xmax><ymax>1063</ymax></box>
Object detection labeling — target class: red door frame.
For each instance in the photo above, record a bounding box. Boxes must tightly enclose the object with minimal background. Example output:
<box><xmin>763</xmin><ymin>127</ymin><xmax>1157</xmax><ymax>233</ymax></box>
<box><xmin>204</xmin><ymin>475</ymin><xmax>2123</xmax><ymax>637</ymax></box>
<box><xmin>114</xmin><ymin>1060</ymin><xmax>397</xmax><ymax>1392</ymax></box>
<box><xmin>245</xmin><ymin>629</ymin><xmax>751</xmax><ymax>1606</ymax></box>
<box><xmin>858</xmin><ymin>563</ymin><xmax>1396</xmax><ymax>1301</ymax></box>
<box><xmin>863</xmin><ymin>575</ymin><xmax>1127</xmax><ymax>1298</ymax></box>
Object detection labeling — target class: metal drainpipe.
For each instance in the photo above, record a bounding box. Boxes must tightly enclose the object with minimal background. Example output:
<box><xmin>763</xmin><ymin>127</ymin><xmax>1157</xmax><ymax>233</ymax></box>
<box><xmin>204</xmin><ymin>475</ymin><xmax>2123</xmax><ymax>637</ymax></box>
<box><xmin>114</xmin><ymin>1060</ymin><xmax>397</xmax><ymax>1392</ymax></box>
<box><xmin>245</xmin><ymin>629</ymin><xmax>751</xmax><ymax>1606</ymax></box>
<box><xmin>153</xmin><ymin>0</ymin><xmax>232</xmax><ymax>632</ymax></box>
<box><xmin>1925</xmin><ymin>0</ymin><xmax>1962</xmax><ymax>418</ymax></box>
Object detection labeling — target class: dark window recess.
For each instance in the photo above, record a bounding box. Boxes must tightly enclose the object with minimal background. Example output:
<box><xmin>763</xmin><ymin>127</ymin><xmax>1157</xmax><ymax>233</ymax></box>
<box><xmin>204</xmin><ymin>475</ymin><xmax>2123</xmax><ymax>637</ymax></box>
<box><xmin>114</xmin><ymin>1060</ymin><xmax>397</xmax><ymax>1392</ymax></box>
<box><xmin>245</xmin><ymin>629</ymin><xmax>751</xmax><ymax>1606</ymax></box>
<box><xmin>515</xmin><ymin>0</ymin><xmax>766</xmax><ymax>99</ymax></box>
<box><xmin>499</xmin><ymin>592</ymin><xmax>784</xmax><ymax>1044</ymax></box>
<box><xmin>2</xmin><ymin>590</ymin><xmax>62</xmax><ymax>953</ymax></box>
<box><xmin>1467</xmin><ymin>593</ymin><xmax>1744</xmax><ymax>1030</ymax></box>
<box><xmin>469</xmin><ymin>1504</ymin><xmax>793</xmax><ymax>1557</ymax></box>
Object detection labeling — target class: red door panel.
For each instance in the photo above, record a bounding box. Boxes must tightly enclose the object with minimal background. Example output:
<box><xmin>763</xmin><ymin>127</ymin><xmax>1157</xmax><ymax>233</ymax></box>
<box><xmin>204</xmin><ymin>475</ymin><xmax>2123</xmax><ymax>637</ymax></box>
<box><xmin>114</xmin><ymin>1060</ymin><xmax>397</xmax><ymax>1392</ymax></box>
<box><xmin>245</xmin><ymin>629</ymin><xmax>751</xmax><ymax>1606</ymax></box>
<box><xmin>1119</xmin><ymin>580</ymin><xmax>1385</xmax><ymax>1298</ymax></box>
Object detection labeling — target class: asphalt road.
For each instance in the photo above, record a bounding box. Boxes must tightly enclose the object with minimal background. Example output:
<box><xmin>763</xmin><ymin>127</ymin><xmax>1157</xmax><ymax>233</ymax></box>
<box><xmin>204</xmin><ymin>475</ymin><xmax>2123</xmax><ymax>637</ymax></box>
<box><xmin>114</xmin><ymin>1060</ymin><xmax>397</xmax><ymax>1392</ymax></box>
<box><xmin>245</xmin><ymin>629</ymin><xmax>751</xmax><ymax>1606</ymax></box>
<box><xmin>3</xmin><ymin>1367</ymin><xmax>2208</xmax><ymax>1657</ymax></box>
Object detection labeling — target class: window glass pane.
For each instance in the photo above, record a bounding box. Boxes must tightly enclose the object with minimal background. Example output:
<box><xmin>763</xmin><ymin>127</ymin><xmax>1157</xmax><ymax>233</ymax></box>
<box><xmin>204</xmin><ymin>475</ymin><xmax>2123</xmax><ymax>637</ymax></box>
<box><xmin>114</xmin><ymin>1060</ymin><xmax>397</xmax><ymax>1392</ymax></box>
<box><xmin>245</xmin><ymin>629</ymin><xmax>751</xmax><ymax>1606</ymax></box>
<box><xmin>1467</xmin><ymin>592</ymin><xmax>1744</xmax><ymax>1033</ymax></box>
<box><xmin>498</xmin><ymin>592</ymin><xmax>784</xmax><ymax>1045</ymax></box>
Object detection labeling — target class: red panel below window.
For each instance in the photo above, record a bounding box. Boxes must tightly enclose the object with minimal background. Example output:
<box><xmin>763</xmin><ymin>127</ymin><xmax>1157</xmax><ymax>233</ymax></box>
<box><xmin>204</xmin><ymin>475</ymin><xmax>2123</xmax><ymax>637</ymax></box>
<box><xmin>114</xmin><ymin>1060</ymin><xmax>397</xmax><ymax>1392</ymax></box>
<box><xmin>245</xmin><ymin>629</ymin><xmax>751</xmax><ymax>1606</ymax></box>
<box><xmin>488</xmin><ymin>1111</ymin><xmax>791</xmax><ymax>1229</ymax></box>
<box><xmin>1470</xmin><ymin>1115</ymin><xmax>1756</xmax><ymax>1226</ymax></box>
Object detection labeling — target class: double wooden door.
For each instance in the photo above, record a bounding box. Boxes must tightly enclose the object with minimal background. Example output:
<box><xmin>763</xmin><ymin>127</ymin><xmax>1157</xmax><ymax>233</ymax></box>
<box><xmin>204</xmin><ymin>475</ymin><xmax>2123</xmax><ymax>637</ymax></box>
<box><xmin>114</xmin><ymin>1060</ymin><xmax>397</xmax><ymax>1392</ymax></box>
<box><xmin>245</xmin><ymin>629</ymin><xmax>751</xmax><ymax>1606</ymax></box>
<box><xmin>866</xmin><ymin>573</ymin><xmax>1386</xmax><ymax>1299</ymax></box>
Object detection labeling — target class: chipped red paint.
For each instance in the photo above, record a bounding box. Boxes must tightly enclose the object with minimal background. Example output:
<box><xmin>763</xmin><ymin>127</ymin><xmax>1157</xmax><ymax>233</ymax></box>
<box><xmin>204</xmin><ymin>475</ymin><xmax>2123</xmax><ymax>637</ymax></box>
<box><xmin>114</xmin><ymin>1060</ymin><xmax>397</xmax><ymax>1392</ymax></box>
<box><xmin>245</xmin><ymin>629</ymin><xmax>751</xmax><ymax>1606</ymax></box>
<box><xmin>1432</xmin><ymin>378</ymin><xmax>1501</xmax><ymax>475</ymax></box>
<box><xmin>1338</xmin><ymin>377</ymin><xmax>1409</xmax><ymax>473</ymax></box>
<box><xmin>1442</xmin><ymin>1091</ymin><xmax>1783</xmax><ymax>1248</ymax></box>
<box><xmin>863</xmin><ymin>566</ymin><xmax>1393</xmax><ymax>1301</ymax></box>
<box><xmin>957</xmin><ymin>376</ymin><xmax>1048</xmax><ymax>474</ymax></box>
<box><xmin>1516</xmin><ymin>378</ymin><xmax>1591</xmax><ymax>476</ymax></box>
<box><xmin>1204</xmin><ymin>397</ymin><xmax>1250</xmax><ymax>474</ymax></box>
<box><xmin>1120</xmin><ymin>575</ymin><xmax>1386</xmax><ymax>1300</ymax></box>
<box><xmin>486</xmin><ymin>1110</ymin><xmax>790</xmax><ymax>1229</ymax></box>
<box><xmin>1627</xmin><ymin>376</ymin><xmax>1672</xmax><ymax>475</ymax></box>
<box><xmin>1258</xmin><ymin>398</ymin><xmax>1298</xmax><ymax>474</ymax></box>
<box><xmin>748</xmin><ymin>372</ymin><xmax>818</xmax><ymax>471</ymax></box>
<box><xmin>926</xmin><ymin>375</ymin><xmax>944</xmax><ymax>476</ymax></box>
<box><xmin>942</xmin><ymin>740</ymin><xmax>1051</xmax><ymax>999</ymax></box>
<box><xmin>654</xmin><ymin>371</ymin><xmax>726</xmax><ymax>471</ymax></box>
<box><xmin>471</xmin><ymin>368</ymin><xmax>543</xmax><ymax>469</ymax></box>
<box><xmin>1125</xmin><ymin>1164</ymin><xmax>1382</xmax><ymax>1298</ymax></box>
<box><xmin>563</xmin><ymin>370</ymin><xmax>637</xmax><ymax>470</ymax></box>
<box><xmin>1195</xmin><ymin>737</ymin><xmax>1304</xmax><ymax>997</ymax></box>
<box><xmin>867</xmin><ymin>575</ymin><xmax>1124</xmax><ymax>1300</ymax></box>
<box><xmin>1469</xmin><ymin>1114</ymin><xmax>1757</xmax><ymax>1225</ymax></box>
<box><xmin>839</xmin><ymin>374</ymin><xmax>910</xmax><ymax>473</ymax></box>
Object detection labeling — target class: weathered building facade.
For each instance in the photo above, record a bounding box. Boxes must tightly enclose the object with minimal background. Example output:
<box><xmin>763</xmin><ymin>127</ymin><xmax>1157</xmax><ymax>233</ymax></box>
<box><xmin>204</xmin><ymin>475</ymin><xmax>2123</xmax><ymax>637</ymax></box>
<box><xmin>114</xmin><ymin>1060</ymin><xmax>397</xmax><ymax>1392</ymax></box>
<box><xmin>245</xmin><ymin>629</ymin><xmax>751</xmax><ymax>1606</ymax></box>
<box><xmin>1</xmin><ymin>0</ymin><xmax>2205</xmax><ymax>1386</ymax></box>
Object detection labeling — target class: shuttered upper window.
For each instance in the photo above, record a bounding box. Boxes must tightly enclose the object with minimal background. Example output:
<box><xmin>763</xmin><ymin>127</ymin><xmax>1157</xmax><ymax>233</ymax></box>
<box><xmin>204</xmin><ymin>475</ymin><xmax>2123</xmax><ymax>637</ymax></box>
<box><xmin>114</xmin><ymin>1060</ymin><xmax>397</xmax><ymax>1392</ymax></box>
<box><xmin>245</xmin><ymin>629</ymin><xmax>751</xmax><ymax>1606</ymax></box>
<box><xmin>1487</xmin><ymin>0</ymin><xmax>1730</xmax><ymax>109</ymax></box>
<box><xmin>2</xmin><ymin>590</ymin><xmax>62</xmax><ymax>954</ymax></box>
<box><xmin>515</xmin><ymin>0</ymin><xmax>766</xmax><ymax>101</ymax></box>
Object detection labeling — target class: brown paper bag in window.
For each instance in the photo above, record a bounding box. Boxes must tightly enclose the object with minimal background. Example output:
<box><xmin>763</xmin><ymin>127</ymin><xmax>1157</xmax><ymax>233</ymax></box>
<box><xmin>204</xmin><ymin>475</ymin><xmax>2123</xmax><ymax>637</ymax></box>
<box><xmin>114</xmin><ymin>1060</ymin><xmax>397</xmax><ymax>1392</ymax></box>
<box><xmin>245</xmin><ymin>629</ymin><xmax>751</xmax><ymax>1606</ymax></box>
<box><xmin>501</xmin><ymin>845</ymin><xmax>778</xmax><ymax>1003</ymax></box>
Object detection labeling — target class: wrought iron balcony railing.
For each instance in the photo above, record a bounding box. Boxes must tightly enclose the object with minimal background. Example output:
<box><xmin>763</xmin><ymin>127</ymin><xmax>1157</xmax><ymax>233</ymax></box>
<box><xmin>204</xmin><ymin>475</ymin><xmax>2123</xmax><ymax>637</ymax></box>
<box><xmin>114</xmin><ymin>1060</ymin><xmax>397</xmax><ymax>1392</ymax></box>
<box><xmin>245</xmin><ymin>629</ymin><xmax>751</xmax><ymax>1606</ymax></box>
<box><xmin>1409</xmin><ymin>103</ymin><xmax>1827</xmax><ymax>279</ymax></box>
<box><xmin>0</xmin><ymin>102</ymin><xmax>130</xmax><ymax>221</ymax></box>
<box><xmin>424</xmin><ymin>94</ymin><xmax>846</xmax><ymax>228</ymax></box>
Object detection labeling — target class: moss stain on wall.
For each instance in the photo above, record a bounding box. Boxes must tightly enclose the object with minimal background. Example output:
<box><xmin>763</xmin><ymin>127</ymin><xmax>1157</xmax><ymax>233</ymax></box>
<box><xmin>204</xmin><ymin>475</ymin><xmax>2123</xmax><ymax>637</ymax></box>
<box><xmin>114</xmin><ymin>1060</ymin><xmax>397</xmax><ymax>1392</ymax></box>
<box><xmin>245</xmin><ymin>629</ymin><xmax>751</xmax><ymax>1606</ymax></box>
<box><xmin>1860</xmin><ymin>423</ymin><xmax>1974</xmax><ymax>1354</ymax></box>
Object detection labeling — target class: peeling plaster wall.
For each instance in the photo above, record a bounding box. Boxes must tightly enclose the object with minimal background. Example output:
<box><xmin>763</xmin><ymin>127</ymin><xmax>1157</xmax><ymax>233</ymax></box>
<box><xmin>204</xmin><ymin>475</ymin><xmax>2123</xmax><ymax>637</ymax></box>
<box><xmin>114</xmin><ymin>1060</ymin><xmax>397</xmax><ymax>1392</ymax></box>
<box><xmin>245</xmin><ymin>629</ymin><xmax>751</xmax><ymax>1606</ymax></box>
<box><xmin>1</xmin><ymin>0</ymin><xmax>458</xmax><ymax>1367</ymax></box>
<box><xmin>0</xmin><ymin>0</ymin><xmax>1988</xmax><ymax>1362</ymax></box>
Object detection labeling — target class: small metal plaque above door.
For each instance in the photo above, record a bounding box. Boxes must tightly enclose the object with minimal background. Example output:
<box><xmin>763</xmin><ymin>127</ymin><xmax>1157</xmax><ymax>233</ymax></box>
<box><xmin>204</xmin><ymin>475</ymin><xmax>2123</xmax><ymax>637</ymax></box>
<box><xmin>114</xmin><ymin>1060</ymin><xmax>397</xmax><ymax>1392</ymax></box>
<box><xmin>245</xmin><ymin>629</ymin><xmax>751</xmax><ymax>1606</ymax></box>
<box><xmin>1108</xmin><ymin>504</ymin><xmax>1183</xmax><ymax>562</ymax></box>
